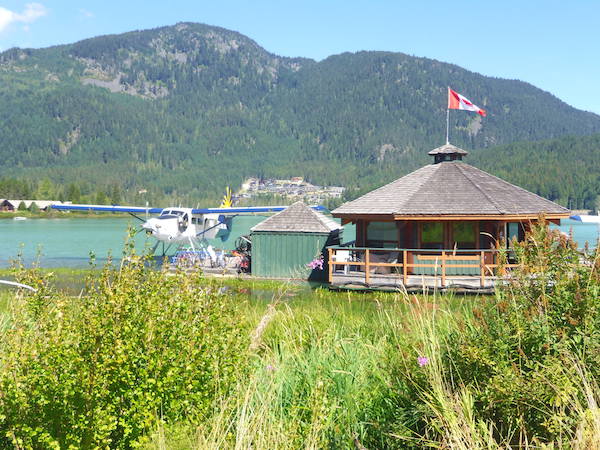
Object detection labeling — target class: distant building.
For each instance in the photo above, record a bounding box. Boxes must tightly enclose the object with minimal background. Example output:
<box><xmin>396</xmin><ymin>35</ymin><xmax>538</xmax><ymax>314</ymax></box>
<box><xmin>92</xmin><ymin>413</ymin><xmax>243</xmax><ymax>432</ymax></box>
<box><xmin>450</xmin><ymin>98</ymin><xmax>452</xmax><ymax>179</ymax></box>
<box><xmin>250</xmin><ymin>202</ymin><xmax>343</xmax><ymax>281</ymax></box>
<box><xmin>238</xmin><ymin>177</ymin><xmax>345</xmax><ymax>202</ymax></box>
<box><xmin>0</xmin><ymin>199</ymin><xmax>63</xmax><ymax>212</ymax></box>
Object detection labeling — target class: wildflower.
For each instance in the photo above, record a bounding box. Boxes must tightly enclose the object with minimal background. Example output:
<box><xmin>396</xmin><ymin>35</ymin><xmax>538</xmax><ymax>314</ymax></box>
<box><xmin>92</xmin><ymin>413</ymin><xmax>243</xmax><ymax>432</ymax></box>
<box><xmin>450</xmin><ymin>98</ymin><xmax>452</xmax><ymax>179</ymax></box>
<box><xmin>265</xmin><ymin>364</ymin><xmax>277</xmax><ymax>372</ymax></box>
<box><xmin>307</xmin><ymin>255</ymin><xmax>324</xmax><ymax>270</ymax></box>
<box><xmin>417</xmin><ymin>356</ymin><xmax>429</xmax><ymax>367</ymax></box>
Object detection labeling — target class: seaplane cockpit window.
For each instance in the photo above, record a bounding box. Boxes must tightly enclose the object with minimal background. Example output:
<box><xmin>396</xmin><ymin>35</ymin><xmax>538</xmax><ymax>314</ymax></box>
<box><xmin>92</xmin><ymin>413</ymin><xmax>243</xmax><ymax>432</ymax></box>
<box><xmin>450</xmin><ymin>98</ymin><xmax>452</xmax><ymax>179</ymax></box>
<box><xmin>159</xmin><ymin>210</ymin><xmax>185</xmax><ymax>219</ymax></box>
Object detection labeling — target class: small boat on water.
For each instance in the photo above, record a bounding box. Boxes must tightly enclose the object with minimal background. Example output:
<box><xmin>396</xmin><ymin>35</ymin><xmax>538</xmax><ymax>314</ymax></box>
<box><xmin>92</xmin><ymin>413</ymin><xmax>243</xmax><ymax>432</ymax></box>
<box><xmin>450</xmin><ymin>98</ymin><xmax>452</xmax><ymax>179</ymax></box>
<box><xmin>13</xmin><ymin>216</ymin><xmax>27</xmax><ymax>221</ymax></box>
<box><xmin>570</xmin><ymin>213</ymin><xmax>600</xmax><ymax>224</ymax></box>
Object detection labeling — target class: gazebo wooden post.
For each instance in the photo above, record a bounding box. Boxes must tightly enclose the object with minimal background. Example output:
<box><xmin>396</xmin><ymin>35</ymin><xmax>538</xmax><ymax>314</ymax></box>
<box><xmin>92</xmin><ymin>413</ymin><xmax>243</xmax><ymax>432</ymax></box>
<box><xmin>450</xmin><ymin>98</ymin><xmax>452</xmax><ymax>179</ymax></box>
<box><xmin>441</xmin><ymin>251</ymin><xmax>446</xmax><ymax>288</ymax></box>
<box><xmin>328</xmin><ymin>247</ymin><xmax>333</xmax><ymax>283</ymax></box>
<box><xmin>480</xmin><ymin>250</ymin><xmax>485</xmax><ymax>287</ymax></box>
<box><xmin>403</xmin><ymin>250</ymin><xmax>408</xmax><ymax>285</ymax></box>
<box><xmin>365</xmin><ymin>249</ymin><xmax>370</xmax><ymax>285</ymax></box>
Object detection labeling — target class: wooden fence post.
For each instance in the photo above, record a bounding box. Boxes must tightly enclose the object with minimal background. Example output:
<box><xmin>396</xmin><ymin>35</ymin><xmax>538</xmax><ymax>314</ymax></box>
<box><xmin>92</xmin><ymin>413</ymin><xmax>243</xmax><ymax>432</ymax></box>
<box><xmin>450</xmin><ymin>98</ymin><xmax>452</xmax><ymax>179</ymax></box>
<box><xmin>365</xmin><ymin>249</ymin><xmax>370</xmax><ymax>285</ymax></box>
<box><xmin>403</xmin><ymin>250</ymin><xmax>408</xmax><ymax>285</ymax></box>
<box><xmin>441</xmin><ymin>251</ymin><xmax>446</xmax><ymax>288</ymax></box>
<box><xmin>328</xmin><ymin>247</ymin><xmax>333</xmax><ymax>283</ymax></box>
<box><xmin>480</xmin><ymin>250</ymin><xmax>485</xmax><ymax>287</ymax></box>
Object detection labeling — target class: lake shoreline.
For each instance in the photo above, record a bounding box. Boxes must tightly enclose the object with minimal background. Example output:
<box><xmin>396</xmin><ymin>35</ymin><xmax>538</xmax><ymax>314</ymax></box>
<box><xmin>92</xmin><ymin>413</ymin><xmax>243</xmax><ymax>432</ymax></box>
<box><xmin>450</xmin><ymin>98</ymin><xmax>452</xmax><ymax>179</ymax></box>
<box><xmin>0</xmin><ymin>212</ymin><xmax>133</xmax><ymax>220</ymax></box>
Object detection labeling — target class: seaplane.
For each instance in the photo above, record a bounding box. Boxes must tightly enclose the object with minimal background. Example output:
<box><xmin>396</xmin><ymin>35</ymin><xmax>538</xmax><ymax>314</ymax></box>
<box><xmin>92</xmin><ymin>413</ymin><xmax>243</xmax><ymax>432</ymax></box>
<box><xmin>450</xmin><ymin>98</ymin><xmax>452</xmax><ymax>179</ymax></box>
<box><xmin>51</xmin><ymin>189</ymin><xmax>325</xmax><ymax>255</ymax></box>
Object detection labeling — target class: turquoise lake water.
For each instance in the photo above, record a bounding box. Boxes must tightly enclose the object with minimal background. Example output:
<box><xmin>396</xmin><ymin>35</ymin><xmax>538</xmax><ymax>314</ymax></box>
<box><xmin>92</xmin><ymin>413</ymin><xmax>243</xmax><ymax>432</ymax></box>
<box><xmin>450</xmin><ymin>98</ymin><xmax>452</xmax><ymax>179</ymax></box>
<box><xmin>0</xmin><ymin>216</ymin><xmax>596</xmax><ymax>269</ymax></box>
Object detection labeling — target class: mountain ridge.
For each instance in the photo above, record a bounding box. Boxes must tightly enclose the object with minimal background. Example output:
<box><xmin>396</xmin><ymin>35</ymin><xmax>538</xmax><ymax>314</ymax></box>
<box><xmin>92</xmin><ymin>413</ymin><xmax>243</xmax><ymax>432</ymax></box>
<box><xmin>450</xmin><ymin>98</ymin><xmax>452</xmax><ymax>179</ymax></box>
<box><xmin>0</xmin><ymin>22</ymin><xmax>598</xmax><ymax>208</ymax></box>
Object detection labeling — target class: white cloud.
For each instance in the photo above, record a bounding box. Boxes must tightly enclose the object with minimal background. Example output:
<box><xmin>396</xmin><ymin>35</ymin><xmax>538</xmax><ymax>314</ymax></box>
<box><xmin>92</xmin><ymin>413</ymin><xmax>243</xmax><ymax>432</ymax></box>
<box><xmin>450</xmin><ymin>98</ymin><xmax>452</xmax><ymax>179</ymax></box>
<box><xmin>79</xmin><ymin>8</ymin><xmax>94</xmax><ymax>19</ymax></box>
<box><xmin>0</xmin><ymin>3</ymin><xmax>47</xmax><ymax>33</ymax></box>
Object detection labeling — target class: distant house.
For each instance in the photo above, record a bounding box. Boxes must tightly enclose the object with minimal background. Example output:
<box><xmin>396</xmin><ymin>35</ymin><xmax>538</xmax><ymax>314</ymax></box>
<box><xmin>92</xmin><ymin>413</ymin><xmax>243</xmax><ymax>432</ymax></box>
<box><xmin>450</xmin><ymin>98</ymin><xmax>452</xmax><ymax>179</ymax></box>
<box><xmin>0</xmin><ymin>199</ymin><xmax>18</xmax><ymax>211</ymax></box>
<box><xmin>0</xmin><ymin>199</ymin><xmax>63</xmax><ymax>212</ymax></box>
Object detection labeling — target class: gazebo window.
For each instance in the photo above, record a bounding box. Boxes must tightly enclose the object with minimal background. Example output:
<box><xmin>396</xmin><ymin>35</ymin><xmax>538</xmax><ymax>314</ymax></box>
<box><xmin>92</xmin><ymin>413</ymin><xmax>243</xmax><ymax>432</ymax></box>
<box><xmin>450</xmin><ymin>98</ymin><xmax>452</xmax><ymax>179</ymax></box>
<box><xmin>367</xmin><ymin>221</ymin><xmax>397</xmax><ymax>247</ymax></box>
<box><xmin>506</xmin><ymin>222</ymin><xmax>525</xmax><ymax>245</ymax></box>
<box><xmin>452</xmin><ymin>222</ymin><xmax>476</xmax><ymax>249</ymax></box>
<box><xmin>421</xmin><ymin>223</ymin><xmax>443</xmax><ymax>249</ymax></box>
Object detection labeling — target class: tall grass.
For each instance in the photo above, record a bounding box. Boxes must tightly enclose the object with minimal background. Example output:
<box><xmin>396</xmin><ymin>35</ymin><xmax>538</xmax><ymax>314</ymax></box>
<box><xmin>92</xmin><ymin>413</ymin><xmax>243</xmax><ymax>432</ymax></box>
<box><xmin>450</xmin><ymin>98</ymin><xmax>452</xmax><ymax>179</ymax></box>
<box><xmin>2</xmin><ymin>221</ymin><xmax>599</xmax><ymax>448</ymax></box>
<box><xmin>146</xmin><ymin>224</ymin><xmax>600</xmax><ymax>448</ymax></box>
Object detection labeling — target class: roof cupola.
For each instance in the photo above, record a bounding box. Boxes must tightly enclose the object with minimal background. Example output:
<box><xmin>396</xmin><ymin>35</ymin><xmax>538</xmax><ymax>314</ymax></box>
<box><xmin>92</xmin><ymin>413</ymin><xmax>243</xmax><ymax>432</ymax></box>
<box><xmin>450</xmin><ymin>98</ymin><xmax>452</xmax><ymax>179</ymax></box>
<box><xmin>428</xmin><ymin>143</ymin><xmax>468</xmax><ymax>164</ymax></box>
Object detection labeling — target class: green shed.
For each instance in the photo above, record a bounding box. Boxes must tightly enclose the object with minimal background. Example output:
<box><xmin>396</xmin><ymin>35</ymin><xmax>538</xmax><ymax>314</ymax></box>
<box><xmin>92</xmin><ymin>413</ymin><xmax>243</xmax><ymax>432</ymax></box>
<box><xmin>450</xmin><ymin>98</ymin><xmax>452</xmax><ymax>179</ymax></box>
<box><xmin>250</xmin><ymin>202</ymin><xmax>343</xmax><ymax>280</ymax></box>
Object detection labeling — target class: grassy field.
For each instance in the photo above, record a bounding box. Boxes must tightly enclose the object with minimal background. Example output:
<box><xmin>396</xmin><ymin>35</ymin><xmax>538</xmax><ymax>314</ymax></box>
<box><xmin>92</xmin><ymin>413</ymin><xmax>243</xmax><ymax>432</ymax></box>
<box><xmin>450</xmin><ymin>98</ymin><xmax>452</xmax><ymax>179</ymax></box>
<box><xmin>0</xmin><ymin>223</ymin><xmax>599</xmax><ymax>448</ymax></box>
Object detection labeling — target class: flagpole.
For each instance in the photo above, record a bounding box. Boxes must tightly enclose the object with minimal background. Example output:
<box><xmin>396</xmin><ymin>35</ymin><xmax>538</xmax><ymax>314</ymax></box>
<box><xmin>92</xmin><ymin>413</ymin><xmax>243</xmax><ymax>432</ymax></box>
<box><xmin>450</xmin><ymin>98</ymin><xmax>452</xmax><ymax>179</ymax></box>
<box><xmin>446</xmin><ymin>86</ymin><xmax>450</xmax><ymax>144</ymax></box>
<box><xmin>446</xmin><ymin>108</ymin><xmax>450</xmax><ymax>144</ymax></box>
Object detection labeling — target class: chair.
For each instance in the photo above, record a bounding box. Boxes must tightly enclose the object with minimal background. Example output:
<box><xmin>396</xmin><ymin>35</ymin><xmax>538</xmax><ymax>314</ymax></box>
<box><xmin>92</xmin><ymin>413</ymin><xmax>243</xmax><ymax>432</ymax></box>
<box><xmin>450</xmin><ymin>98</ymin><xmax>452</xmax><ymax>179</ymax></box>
<box><xmin>332</xmin><ymin>250</ymin><xmax>352</xmax><ymax>275</ymax></box>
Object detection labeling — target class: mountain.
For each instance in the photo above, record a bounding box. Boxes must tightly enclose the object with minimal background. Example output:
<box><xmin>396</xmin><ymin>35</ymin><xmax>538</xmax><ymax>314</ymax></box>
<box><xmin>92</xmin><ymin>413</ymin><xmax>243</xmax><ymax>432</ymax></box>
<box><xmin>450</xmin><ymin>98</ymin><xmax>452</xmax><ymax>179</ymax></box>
<box><xmin>0</xmin><ymin>22</ymin><xmax>599</xmax><ymax>208</ymax></box>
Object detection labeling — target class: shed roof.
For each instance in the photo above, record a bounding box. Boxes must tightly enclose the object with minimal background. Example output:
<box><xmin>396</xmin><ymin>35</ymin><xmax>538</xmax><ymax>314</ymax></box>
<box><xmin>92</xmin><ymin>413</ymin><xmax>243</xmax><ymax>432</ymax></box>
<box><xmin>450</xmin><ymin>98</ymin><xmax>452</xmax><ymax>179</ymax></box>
<box><xmin>332</xmin><ymin>162</ymin><xmax>570</xmax><ymax>217</ymax></box>
<box><xmin>251</xmin><ymin>201</ymin><xmax>342</xmax><ymax>233</ymax></box>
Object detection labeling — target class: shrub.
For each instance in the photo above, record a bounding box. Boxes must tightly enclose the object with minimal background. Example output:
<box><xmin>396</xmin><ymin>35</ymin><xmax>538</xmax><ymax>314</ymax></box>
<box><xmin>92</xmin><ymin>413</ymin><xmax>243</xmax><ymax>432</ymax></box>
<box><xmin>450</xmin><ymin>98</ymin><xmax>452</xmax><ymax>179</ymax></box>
<box><xmin>446</xmin><ymin>220</ymin><xmax>600</xmax><ymax>442</ymax></box>
<box><xmin>0</xmin><ymin>256</ymin><xmax>248</xmax><ymax>448</ymax></box>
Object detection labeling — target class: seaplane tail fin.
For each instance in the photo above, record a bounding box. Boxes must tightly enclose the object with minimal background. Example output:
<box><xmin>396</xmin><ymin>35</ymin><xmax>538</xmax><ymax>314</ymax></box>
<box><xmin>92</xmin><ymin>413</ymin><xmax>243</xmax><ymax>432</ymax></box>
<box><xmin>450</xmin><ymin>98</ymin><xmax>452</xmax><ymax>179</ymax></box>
<box><xmin>220</xmin><ymin>187</ymin><xmax>234</xmax><ymax>208</ymax></box>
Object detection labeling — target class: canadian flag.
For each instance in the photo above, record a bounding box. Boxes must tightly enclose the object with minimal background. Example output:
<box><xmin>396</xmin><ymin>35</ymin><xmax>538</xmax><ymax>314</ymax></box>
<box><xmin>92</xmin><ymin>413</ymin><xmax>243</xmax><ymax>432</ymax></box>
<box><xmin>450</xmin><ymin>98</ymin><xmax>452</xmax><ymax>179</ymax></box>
<box><xmin>448</xmin><ymin>88</ymin><xmax>486</xmax><ymax>117</ymax></box>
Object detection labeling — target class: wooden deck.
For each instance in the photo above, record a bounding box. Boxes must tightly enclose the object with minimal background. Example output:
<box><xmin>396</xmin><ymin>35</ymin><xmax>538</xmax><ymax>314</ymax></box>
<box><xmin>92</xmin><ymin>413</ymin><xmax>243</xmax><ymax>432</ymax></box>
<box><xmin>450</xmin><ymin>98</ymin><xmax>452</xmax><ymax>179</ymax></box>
<box><xmin>328</xmin><ymin>246</ymin><xmax>517</xmax><ymax>293</ymax></box>
<box><xmin>330</xmin><ymin>272</ymin><xmax>498</xmax><ymax>293</ymax></box>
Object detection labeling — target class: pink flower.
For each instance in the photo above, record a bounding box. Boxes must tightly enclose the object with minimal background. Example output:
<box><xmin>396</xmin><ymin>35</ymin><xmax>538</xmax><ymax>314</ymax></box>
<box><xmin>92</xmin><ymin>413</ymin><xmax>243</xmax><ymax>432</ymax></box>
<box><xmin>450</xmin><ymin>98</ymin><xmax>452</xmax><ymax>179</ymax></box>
<box><xmin>417</xmin><ymin>356</ymin><xmax>429</xmax><ymax>367</ymax></box>
<box><xmin>307</xmin><ymin>255</ymin><xmax>324</xmax><ymax>270</ymax></box>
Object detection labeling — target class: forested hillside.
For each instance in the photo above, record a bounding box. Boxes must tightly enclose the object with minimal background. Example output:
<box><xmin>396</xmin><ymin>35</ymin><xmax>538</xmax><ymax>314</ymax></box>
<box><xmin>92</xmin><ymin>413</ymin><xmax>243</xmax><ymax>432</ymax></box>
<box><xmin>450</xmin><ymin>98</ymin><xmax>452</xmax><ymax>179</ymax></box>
<box><xmin>0</xmin><ymin>22</ymin><xmax>599</xmax><ymax>208</ymax></box>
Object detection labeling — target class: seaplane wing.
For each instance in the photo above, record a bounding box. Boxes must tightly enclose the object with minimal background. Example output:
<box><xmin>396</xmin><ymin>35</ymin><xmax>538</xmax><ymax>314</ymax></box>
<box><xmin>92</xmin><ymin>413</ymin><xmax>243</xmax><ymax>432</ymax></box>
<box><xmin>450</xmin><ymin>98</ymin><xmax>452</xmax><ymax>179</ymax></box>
<box><xmin>51</xmin><ymin>204</ymin><xmax>164</xmax><ymax>214</ymax></box>
<box><xmin>51</xmin><ymin>204</ymin><xmax>326</xmax><ymax>214</ymax></box>
<box><xmin>191</xmin><ymin>205</ymin><xmax>326</xmax><ymax>214</ymax></box>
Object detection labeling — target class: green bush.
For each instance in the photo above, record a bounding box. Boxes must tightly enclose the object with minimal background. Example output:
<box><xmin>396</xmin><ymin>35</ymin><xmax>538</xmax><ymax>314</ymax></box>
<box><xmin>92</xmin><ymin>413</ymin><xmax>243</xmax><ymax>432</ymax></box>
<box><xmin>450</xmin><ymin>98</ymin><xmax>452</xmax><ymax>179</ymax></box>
<box><xmin>446</xmin><ymin>221</ymin><xmax>600</xmax><ymax>442</ymax></box>
<box><xmin>0</xmin><ymin>257</ymin><xmax>248</xmax><ymax>448</ymax></box>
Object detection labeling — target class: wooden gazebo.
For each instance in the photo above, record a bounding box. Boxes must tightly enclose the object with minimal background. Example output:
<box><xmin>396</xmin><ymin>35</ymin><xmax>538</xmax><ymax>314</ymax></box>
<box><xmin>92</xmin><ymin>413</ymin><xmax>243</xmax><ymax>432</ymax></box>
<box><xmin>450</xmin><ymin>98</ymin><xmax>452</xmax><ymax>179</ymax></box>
<box><xmin>328</xmin><ymin>143</ymin><xmax>570</xmax><ymax>290</ymax></box>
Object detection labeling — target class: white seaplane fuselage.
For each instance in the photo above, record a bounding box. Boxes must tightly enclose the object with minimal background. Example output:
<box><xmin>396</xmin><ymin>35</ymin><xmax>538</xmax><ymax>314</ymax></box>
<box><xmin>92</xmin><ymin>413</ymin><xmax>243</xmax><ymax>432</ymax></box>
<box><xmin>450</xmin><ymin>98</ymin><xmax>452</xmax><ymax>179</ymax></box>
<box><xmin>141</xmin><ymin>208</ymin><xmax>225</xmax><ymax>244</ymax></box>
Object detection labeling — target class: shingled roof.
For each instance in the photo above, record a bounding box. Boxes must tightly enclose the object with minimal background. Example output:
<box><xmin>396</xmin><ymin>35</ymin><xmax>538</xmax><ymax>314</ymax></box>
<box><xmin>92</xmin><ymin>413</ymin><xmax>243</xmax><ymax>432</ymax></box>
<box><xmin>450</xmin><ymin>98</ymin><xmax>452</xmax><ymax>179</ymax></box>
<box><xmin>428</xmin><ymin>143</ymin><xmax>468</xmax><ymax>156</ymax></box>
<box><xmin>251</xmin><ymin>202</ymin><xmax>342</xmax><ymax>233</ymax></box>
<box><xmin>332</xmin><ymin>162</ymin><xmax>570</xmax><ymax>217</ymax></box>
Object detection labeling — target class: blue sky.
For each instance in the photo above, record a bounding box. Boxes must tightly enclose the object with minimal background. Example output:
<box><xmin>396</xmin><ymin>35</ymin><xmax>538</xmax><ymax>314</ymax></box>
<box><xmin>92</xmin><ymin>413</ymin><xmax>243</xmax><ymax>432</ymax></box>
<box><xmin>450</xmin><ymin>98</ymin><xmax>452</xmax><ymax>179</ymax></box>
<box><xmin>0</xmin><ymin>0</ymin><xmax>599</xmax><ymax>114</ymax></box>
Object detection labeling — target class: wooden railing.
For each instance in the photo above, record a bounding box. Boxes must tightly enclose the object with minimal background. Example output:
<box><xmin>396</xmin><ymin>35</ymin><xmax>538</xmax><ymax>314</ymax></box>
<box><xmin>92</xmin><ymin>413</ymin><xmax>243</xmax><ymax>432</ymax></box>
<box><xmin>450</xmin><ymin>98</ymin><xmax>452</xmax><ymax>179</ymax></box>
<box><xmin>327</xmin><ymin>246</ymin><xmax>521</xmax><ymax>288</ymax></box>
